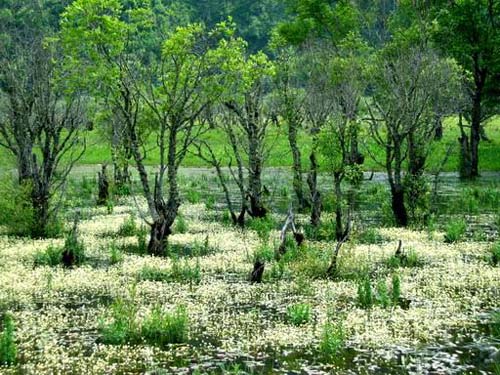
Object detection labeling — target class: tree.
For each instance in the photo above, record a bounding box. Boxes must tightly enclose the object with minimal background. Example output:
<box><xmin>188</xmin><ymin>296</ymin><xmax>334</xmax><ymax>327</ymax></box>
<box><xmin>221</xmin><ymin>47</ymin><xmax>276</xmax><ymax>219</ymax></box>
<box><xmin>318</xmin><ymin>32</ymin><xmax>368</xmax><ymax>240</ymax></box>
<box><xmin>366</xmin><ymin>46</ymin><xmax>461</xmax><ymax>226</ymax></box>
<box><xmin>62</xmin><ymin>1</ymin><xmax>237</xmax><ymax>255</ymax></box>
<box><xmin>433</xmin><ymin>0</ymin><xmax>500</xmax><ymax>178</ymax></box>
<box><xmin>271</xmin><ymin>40</ymin><xmax>310</xmax><ymax>212</ymax></box>
<box><xmin>0</xmin><ymin>1</ymin><xmax>87</xmax><ymax>238</ymax></box>
<box><xmin>277</xmin><ymin>0</ymin><xmax>362</xmax><ymax>228</ymax></box>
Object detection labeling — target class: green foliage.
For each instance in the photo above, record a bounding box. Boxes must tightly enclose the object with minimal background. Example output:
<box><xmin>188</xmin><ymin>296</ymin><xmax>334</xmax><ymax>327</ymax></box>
<box><xmin>221</xmin><ymin>210</ymin><xmax>232</xmax><ymax>226</ymax></box>
<box><xmin>391</xmin><ymin>273</ymin><xmax>401</xmax><ymax>306</ymax></box>
<box><xmin>287</xmin><ymin>245</ymin><xmax>329</xmax><ymax>279</ymax></box>
<box><xmin>0</xmin><ymin>313</ymin><xmax>17</xmax><ymax>366</ymax></box>
<box><xmin>386</xmin><ymin>248</ymin><xmax>423</xmax><ymax>269</ymax></box>
<box><xmin>205</xmin><ymin>195</ymin><xmax>216</xmax><ymax>210</ymax></box>
<box><xmin>185</xmin><ymin>189</ymin><xmax>201</xmax><ymax>204</ymax></box>
<box><xmin>278</xmin><ymin>0</ymin><xmax>360</xmax><ymax>46</ymax></box>
<box><xmin>375</xmin><ymin>279</ymin><xmax>390</xmax><ymax>308</ymax></box>
<box><xmin>357</xmin><ymin>276</ymin><xmax>373</xmax><ymax>309</ymax></box>
<box><xmin>0</xmin><ymin>178</ymin><xmax>62</xmax><ymax>238</ymax></box>
<box><xmin>167</xmin><ymin>237</ymin><xmax>213</xmax><ymax>258</ymax></box>
<box><xmin>138</xmin><ymin>259</ymin><xmax>201</xmax><ymax>285</ymax></box>
<box><xmin>109</xmin><ymin>241</ymin><xmax>124</xmax><ymax>265</ymax></box>
<box><xmin>33</xmin><ymin>245</ymin><xmax>64</xmax><ymax>267</ymax></box>
<box><xmin>357</xmin><ymin>275</ymin><xmax>402</xmax><ymax>309</ymax></box>
<box><xmin>286</xmin><ymin>303</ymin><xmax>311</xmax><ymax>326</ymax></box>
<box><xmin>175</xmin><ymin>215</ymin><xmax>188</xmax><ymax>234</ymax></box>
<box><xmin>117</xmin><ymin>215</ymin><xmax>140</xmax><ymax>237</ymax></box>
<box><xmin>99</xmin><ymin>296</ymin><xmax>140</xmax><ymax>345</ymax></box>
<box><xmin>247</xmin><ymin>216</ymin><xmax>276</xmax><ymax>242</ymax></box>
<box><xmin>356</xmin><ymin>228</ymin><xmax>388</xmax><ymax>244</ymax></box>
<box><xmin>138</xmin><ymin>266</ymin><xmax>170</xmax><ymax>282</ymax></box>
<box><xmin>444</xmin><ymin>218</ymin><xmax>467</xmax><ymax>243</ymax></box>
<box><xmin>100</xmin><ymin>295</ymin><xmax>189</xmax><ymax>347</ymax></box>
<box><xmin>319</xmin><ymin>320</ymin><xmax>345</xmax><ymax>360</ymax></box>
<box><xmin>303</xmin><ymin>221</ymin><xmax>336</xmax><ymax>241</ymax></box>
<box><xmin>252</xmin><ymin>243</ymin><xmax>274</xmax><ymax>264</ymax></box>
<box><xmin>120</xmin><ymin>229</ymin><xmax>148</xmax><ymax>255</ymax></box>
<box><xmin>62</xmin><ymin>228</ymin><xmax>86</xmax><ymax>267</ymax></box>
<box><xmin>170</xmin><ymin>259</ymin><xmax>201</xmax><ymax>285</ymax></box>
<box><xmin>0</xmin><ymin>179</ymin><xmax>34</xmax><ymax>237</ymax></box>
<box><xmin>490</xmin><ymin>311</ymin><xmax>500</xmax><ymax>339</ymax></box>
<box><xmin>488</xmin><ymin>242</ymin><xmax>500</xmax><ymax>266</ymax></box>
<box><xmin>141</xmin><ymin>305</ymin><xmax>189</xmax><ymax>346</ymax></box>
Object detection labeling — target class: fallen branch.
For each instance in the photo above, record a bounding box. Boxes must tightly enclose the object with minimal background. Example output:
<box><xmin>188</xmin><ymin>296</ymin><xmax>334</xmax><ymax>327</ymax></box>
<box><xmin>276</xmin><ymin>208</ymin><xmax>304</xmax><ymax>259</ymax></box>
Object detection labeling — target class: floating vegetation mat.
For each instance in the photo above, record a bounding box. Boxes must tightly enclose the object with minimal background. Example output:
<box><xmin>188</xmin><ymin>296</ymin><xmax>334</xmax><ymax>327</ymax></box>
<box><xmin>0</xmin><ymin>203</ymin><xmax>498</xmax><ymax>374</ymax></box>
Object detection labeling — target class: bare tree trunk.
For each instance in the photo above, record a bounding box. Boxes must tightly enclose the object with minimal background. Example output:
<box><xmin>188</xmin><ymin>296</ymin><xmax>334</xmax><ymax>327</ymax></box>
<box><xmin>288</xmin><ymin>123</ymin><xmax>309</xmax><ymax>211</ymax></box>
<box><xmin>17</xmin><ymin>145</ymin><xmax>33</xmax><ymax>185</ymax></box>
<box><xmin>248</xmin><ymin>131</ymin><xmax>267</xmax><ymax>218</ymax></box>
<box><xmin>250</xmin><ymin>260</ymin><xmax>265</xmax><ymax>283</ymax></box>
<box><xmin>97</xmin><ymin>165</ymin><xmax>110</xmax><ymax>206</ymax></box>
<box><xmin>434</xmin><ymin>115</ymin><xmax>443</xmax><ymax>140</ymax></box>
<box><xmin>390</xmin><ymin>184</ymin><xmax>408</xmax><ymax>227</ymax></box>
<box><xmin>461</xmin><ymin>58</ymin><xmax>485</xmax><ymax>179</ymax></box>
<box><xmin>308</xmin><ymin>151</ymin><xmax>321</xmax><ymax>227</ymax></box>
<box><xmin>469</xmin><ymin>92</ymin><xmax>481</xmax><ymax>178</ymax></box>
<box><xmin>334</xmin><ymin>172</ymin><xmax>343</xmax><ymax>241</ymax></box>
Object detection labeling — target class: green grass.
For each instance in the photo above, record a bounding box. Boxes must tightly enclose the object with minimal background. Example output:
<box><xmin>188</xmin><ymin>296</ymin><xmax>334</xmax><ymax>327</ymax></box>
<box><xmin>3</xmin><ymin>116</ymin><xmax>498</xmax><ymax>172</ymax></box>
<box><xmin>286</xmin><ymin>303</ymin><xmax>312</xmax><ymax>326</ymax></box>
<box><xmin>0</xmin><ymin>313</ymin><xmax>17</xmax><ymax>366</ymax></box>
<box><xmin>99</xmin><ymin>297</ymin><xmax>189</xmax><ymax>347</ymax></box>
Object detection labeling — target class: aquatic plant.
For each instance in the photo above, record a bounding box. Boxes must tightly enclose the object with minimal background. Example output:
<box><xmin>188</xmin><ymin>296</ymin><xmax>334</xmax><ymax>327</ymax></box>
<box><xmin>444</xmin><ymin>218</ymin><xmax>467</xmax><ymax>243</ymax></box>
<box><xmin>0</xmin><ymin>313</ymin><xmax>16</xmax><ymax>366</ymax></box>
<box><xmin>286</xmin><ymin>303</ymin><xmax>312</xmax><ymax>326</ymax></box>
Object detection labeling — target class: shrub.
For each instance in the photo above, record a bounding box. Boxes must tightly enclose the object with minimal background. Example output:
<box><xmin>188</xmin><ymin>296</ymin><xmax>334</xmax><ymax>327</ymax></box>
<box><xmin>303</xmin><ymin>221</ymin><xmax>336</xmax><ymax>241</ymax></box>
<box><xmin>138</xmin><ymin>260</ymin><xmax>201</xmax><ymax>285</ymax></box>
<box><xmin>171</xmin><ymin>259</ymin><xmax>201</xmax><ymax>285</ymax></box>
<box><xmin>61</xmin><ymin>227</ymin><xmax>85</xmax><ymax>267</ymax></box>
<box><xmin>247</xmin><ymin>216</ymin><xmax>276</xmax><ymax>242</ymax></box>
<box><xmin>356</xmin><ymin>228</ymin><xmax>388</xmax><ymax>245</ymax></box>
<box><xmin>99</xmin><ymin>297</ymin><xmax>139</xmax><ymax>345</ymax></box>
<box><xmin>99</xmin><ymin>297</ymin><xmax>189</xmax><ymax>347</ymax></box>
<box><xmin>444</xmin><ymin>218</ymin><xmax>467</xmax><ymax>243</ymax></box>
<box><xmin>109</xmin><ymin>242</ymin><xmax>124</xmax><ymax>265</ymax></box>
<box><xmin>205</xmin><ymin>195</ymin><xmax>216</xmax><ymax>210</ymax></box>
<box><xmin>175</xmin><ymin>215</ymin><xmax>188</xmax><ymax>234</ymax></box>
<box><xmin>488</xmin><ymin>242</ymin><xmax>500</xmax><ymax>266</ymax></box>
<box><xmin>138</xmin><ymin>266</ymin><xmax>170</xmax><ymax>282</ymax></box>
<box><xmin>386</xmin><ymin>248</ymin><xmax>423</xmax><ymax>268</ymax></box>
<box><xmin>120</xmin><ymin>229</ymin><xmax>148</xmax><ymax>255</ymax></box>
<box><xmin>252</xmin><ymin>243</ymin><xmax>274</xmax><ymax>264</ymax></box>
<box><xmin>185</xmin><ymin>189</ymin><xmax>201</xmax><ymax>204</ymax></box>
<box><xmin>391</xmin><ymin>273</ymin><xmax>401</xmax><ymax>306</ymax></box>
<box><xmin>286</xmin><ymin>303</ymin><xmax>312</xmax><ymax>326</ymax></box>
<box><xmin>117</xmin><ymin>215</ymin><xmax>139</xmax><ymax>237</ymax></box>
<box><xmin>357</xmin><ymin>277</ymin><xmax>373</xmax><ymax>308</ymax></box>
<box><xmin>33</xmin><ymin>244</ymin><xmax>63</xmax><ymax>267</ymax></box>
<box><xmin>491</xmin><ymin>311</ymin><xmax>500</xmax><ymax>338</ymax></box>
<box><xmin>113</xmin><ymin>183</ymin><xmax>131</xmax><ymax>197</ymax></box>
<box><xmin>319</xmin><ymin>320</ymin><xmax>345</xmax><ymax>360</ymax></box>
<box><xmin>167</xmin><ymin>237</ymin><xmax>213</xmax><ymax>258</ymax></box>
<box><xmin>287</xmin><ymin>245</ymin><xmax>329</xmax><ymax>279</ymax></box>
<box><xmin>0</xmin><ymin>178</ymin><xmax>62</xmax><ymax>238</ymax></box>
<box><xmin>0</xmin><ymin>313</ymin><xmax>17</xmax><ymax>366</ymax></box>
<box><xmin>221</xmin><ymin>210</ymin><xmax>231</xmax><ymax>226</ymax></box>
<box><xmin>141</xmin><ymin>305</ymin><xmax>189</xmax><ymax>346</ymax></box>
<box><xmin>375</xmin><ymin>280</ymin><xmax>390</xmax><ymax>308</ymax></box>
<box><xmin>357</xmin><ymin>275</ymin><xmax>402</xmax><ymax>309</ymax></box>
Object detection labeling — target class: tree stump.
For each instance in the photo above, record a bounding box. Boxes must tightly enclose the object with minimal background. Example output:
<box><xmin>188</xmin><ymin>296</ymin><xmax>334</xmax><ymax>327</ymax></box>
<box><xmin>250</xmin><ymin>261</ymin><xmax>265</xmax><ymax>283</ymax></box>
<box><xmin>97</xmin><ymin>165</ymin><xmax>110</xmax><ymax>206</ymax></box>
